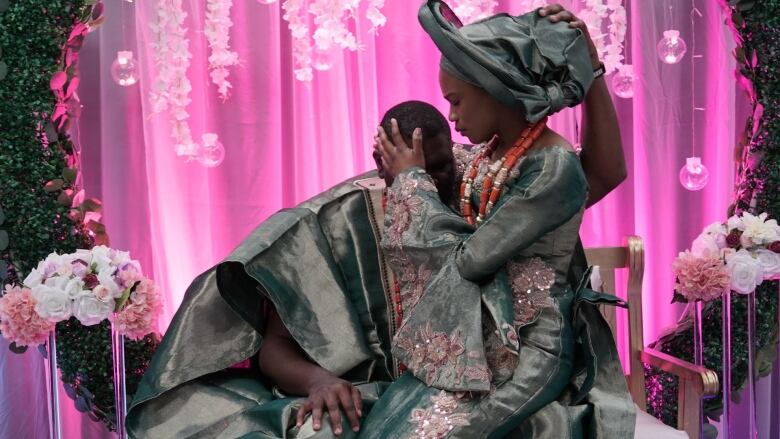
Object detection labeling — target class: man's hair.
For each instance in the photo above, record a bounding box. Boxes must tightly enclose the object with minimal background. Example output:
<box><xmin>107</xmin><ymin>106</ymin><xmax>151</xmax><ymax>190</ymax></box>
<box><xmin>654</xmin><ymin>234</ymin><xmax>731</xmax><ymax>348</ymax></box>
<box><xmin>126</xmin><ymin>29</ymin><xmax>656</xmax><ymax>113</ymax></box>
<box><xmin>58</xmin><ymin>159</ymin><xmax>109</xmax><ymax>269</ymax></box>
<box><xmin>380</xmin><ymin>100</ymin><xmax>451</xmax><ymax>145</ymax></box>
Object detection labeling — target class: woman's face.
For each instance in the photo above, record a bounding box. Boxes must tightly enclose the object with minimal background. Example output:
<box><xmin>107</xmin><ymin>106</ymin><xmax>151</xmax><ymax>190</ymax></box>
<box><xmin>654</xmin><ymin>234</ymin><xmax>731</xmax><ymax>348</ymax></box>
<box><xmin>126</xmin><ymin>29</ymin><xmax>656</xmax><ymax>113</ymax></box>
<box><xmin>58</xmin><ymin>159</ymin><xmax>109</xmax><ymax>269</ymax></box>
<box><xmin>439</xmin><ymin>68</ymin><xmax>501</xmax><ymax>144</ymax></box>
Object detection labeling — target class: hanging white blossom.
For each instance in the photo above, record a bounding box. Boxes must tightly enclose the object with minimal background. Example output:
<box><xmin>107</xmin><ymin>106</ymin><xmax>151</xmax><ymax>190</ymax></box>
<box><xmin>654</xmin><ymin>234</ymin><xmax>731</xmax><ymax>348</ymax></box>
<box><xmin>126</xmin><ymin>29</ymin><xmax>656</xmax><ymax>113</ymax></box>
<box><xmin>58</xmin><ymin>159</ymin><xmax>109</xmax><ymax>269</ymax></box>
<box><xmin>260</xmin><ymin>0</ymin><xmax>387</xmax><ymax>81</ymax></box>
<box><xmin>205</xmin><ymin>0</ymin><xmax>240</xmax><ymax>100</ymax></box>
<box><xmin>149</xmin><ymin>0</ymin><xmax>199</xmax><ymax>157</ymax></box>
<box><xmin>258</xmin><ymin>0</ymin><xmax>626</xmax><ymax>81</ymax></box>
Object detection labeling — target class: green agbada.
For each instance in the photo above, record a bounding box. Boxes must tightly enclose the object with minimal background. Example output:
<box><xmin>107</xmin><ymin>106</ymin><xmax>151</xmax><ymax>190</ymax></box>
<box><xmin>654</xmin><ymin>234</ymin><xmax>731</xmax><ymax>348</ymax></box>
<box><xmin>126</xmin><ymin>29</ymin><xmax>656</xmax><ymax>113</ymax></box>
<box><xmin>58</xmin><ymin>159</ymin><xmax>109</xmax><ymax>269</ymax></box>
<box><xmin>126</xmin><ymin>166</ymin><xmax>634</xmax><ymax>438</ymax></box>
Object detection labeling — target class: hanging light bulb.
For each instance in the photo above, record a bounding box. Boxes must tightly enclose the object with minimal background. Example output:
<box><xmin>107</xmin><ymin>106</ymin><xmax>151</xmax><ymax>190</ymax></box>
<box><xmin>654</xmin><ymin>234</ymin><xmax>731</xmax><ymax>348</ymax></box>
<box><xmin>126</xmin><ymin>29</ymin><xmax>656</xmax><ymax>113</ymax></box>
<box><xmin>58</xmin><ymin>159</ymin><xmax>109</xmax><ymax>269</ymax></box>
<box><xmin>198</xmin><ymin>133</ymin><xmax>226</xmax><ymax>167</ymax></box>
<box><xmin>312</xmin><ymin>47</ymin><xmax>335</xmax><ymax>72</ymax></box>
<box><xmin>111</xmin><ymin>51</ymin><xmax>138</xmax><ymax>86</ymax></box>
<box><xmin>657</xmin><ymin>30</ymin><xmax>687</xmax><ymax>64</ymax></box>
<box><xmin>679</xmin><ymin>157</ymin><xmax>709</xmax><ymax>191</ymax></box>
<box><xmin>611</xmin><ymin>64</ymin><xmax>635</xmax><ymax>99</ymax></box>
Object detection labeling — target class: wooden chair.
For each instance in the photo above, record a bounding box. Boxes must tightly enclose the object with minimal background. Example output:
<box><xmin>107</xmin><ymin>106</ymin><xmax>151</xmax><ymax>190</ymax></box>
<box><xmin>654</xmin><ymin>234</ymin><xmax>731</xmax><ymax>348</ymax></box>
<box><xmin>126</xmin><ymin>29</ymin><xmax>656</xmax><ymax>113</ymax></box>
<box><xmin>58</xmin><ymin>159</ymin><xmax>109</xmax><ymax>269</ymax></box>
<box><xmin>585</xmin><ymin>236</ymin><xmax>720</xmax><ymax>439</ymax></box>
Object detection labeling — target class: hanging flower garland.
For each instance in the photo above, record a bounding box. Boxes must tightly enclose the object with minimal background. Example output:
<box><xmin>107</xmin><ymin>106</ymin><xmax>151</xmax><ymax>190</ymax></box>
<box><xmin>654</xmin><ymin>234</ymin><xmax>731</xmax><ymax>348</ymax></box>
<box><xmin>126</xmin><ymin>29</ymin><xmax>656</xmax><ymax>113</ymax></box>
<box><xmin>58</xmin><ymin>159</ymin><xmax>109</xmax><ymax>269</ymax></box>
<box><xmin>261</xmin><ymin>0</ymin><xmax>626</xmax><ymax>81</ymax></box>
<box><xmin>579</xmin><ymin>0</ymin><xmax>626</xmax><ymax>74</ymax></box>
<box><xmin>205</xmin><ymin>0</ymin><xmax>239</xmax><ymax>100</ymax></box>
<box><xmin>264</xmin><ymin>0</ymin><xmax>388</xmax><ymax>81</ymax></box>
<box><xmin>366</xmin><ymin>0</ymin><xmax>387</xmax><ymax>31</ymax></box>
<box><xmin>149</xmin><ymin>0</ymin><xmax>198</xmax><ymax>158</ymax></box>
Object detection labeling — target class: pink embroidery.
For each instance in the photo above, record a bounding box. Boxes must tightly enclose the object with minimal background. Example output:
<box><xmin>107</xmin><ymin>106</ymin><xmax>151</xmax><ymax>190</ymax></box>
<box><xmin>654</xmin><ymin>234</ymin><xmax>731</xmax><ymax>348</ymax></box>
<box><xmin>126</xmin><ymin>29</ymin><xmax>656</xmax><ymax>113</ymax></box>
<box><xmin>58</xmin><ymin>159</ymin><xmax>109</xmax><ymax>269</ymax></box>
<box><xmin>507</xmin><ymin>257</ymin><xmax>555</xmax><ymax>328</ymax></box>
<box><xmin>484</xmin><ymin>327</ymin><xmax>518</xmax><ymax>383</ymax></box>
<box><xmin>501</xmin><ymin>323</ymin><xmax>520</xmax><ymax>350</ymax></box>
<box><xmin>394</xmin><ymin>322</ymin><xmax>469</xmax><ymax>384</ymax></box>
<box><xmin>409</xmin><ymin>391</ymin><xmax>470</xmax><ymax>438</ymax></box>
<box><xmin>391</xmin><ymin>255</ymin><xmax>432</xmax><ymax>318</ymax></box>
<box><xmin>453</xmin><ymin>143</ymin><xmax>477</xmax><ymax>181</ymax></box>
<box><xmin>385</xmin><ymin>171</ymin><xmax>436</xmax><ymax>248</ymax></box>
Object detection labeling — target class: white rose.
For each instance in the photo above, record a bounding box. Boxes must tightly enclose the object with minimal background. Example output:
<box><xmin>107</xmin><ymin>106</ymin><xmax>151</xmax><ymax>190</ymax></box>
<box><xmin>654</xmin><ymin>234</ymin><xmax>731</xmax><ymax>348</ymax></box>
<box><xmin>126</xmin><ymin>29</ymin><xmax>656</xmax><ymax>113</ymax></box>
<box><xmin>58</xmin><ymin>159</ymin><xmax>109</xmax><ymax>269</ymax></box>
<box><xmin>44</xmin><ymin>275</ymin><xmax>69</xmax><ymax>290</ymax></box>
<box><xmin>72</xmin><ymin>293</ymin><xmax>114</xmax><ymax>326</ymax></box>
<box><xmin>704</xmin><ymin>221</ymin><xmax>727</xmax><ymax>236</ymax></box>
<box><xmin>31</xmin><ymin>284</ymin><xmax>72</xmax><ymax>322</ymax></box>
<box><xmin>726</xmin><ymin>249</ymin><xmax>764</xmax><ymax>294</ymax></box>
<box><xmin>90</xmin><ymin>246</ymin><xmax>114</xmax><ymax>274</ymax></box>
<box><xmin>111</xmin><ymin>250</ymin><xmax>132</xmax><ymax>265</ymax></box>
<box><xmin>73</xmin><ymin>248</ymin><xmax>93</xmax><ymax>265</ymax></box>
<box><xmin>691</xmin><ymin>233</ymin><xmax>720</xmax><ymax>257</ymax></box>
<box><xmin>97</xmin><ymin>270</ymin><xmax>122</xmax><ymax>298</ymax></box>
<box><xmin>755</xmin><ymin>249</ymin><xmax>780</xmax><ymax>280</ymax></box>
<box><xmin>741</xmin><ymin>212</ymin><xmax>780</xmax><ymax>245</ymax></box>
<box><xmin>23</xmin><ymin>267</ymin><xmax>44</xmax><ymax>287</ymax></box>
<box><xmin>727</xmin><ymin>215</ymin><xmax>744</xmax><ymax>232</ymax></box>
<box><xmin>64</xmin><ymin>278</ymin><xmax>85</xmax><ymax>300</ymax></box>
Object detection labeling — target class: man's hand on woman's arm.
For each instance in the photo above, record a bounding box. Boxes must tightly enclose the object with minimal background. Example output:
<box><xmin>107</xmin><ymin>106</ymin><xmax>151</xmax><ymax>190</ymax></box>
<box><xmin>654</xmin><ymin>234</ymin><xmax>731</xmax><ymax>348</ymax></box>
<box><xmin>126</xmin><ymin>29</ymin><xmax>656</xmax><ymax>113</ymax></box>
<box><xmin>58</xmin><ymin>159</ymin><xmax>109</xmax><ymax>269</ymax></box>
<box><xmin>258</xmin><ymin>306</ymin><xmax>362</xmax><ymax>435</ymax></box>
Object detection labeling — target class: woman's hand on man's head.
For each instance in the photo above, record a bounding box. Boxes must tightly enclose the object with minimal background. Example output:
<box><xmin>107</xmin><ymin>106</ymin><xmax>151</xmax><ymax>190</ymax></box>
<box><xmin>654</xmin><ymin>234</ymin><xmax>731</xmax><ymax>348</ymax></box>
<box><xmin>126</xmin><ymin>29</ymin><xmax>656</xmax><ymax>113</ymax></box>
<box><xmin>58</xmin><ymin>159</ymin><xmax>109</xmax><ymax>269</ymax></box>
<box><xmin>374</xmin><ymin>118</ymin><xmax>426</xmax><ymax>180</ymax></box>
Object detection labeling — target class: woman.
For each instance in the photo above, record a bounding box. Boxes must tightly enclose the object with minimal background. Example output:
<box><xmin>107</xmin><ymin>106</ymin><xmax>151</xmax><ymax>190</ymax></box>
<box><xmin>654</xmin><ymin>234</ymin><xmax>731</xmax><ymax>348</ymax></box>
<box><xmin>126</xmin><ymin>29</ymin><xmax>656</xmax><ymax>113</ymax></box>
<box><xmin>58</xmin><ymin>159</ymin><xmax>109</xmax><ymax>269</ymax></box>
<box><xmin>367</xmin><ymin>2</ymin><xmax>635</xmax><ymax>437</ymax></box>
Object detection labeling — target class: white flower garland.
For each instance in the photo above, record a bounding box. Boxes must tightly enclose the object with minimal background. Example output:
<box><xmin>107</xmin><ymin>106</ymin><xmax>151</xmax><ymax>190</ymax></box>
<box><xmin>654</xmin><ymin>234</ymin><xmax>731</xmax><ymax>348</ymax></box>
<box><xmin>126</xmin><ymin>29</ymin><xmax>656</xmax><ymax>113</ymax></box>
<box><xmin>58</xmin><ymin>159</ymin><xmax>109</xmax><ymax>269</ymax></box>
<box><xmin>264</xmin><ymin>0</ymin><xmax>387</xmax><ymax>81</ymax></box>
<box><xmin>149</xmin><ymin>0</ymin><xmax>198</xmax><ymax>157</ymax></box>
<box><xmin>205</xmin><ymin>0</ymin><xmax>239</xmax><ymax>100</ymax></box>
<box><xmin>579</xmin><ymin>0</ymin><xmax>626</xmax><ymax>74</ymax></box>
<box><xmin>261</xmin><ymin>0</ymin><xmax>626</xmax><ymax>81</ymax></box>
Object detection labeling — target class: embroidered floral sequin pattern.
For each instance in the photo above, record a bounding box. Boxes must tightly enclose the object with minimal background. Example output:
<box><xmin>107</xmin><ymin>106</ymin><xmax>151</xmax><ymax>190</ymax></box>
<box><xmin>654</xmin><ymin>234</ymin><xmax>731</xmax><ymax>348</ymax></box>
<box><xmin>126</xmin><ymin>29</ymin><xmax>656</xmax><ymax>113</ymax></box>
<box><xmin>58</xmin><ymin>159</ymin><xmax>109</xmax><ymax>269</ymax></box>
<box><xmin>409</xmin><ymin>391</ymin><xmax>470</xmax><ymax>438</ymax></box>
<box><xmin>394</xmin><ymin>321</ymin><xmax>487</xmax><ymax>386</ymax></box>
<box><xmin>507</xmin><ymin>257</ymin><xmax>555</xmax><ymax>328</ymax></box>
<box><xmin>390</xmin><ymin>255</ymin><xmax>432</xmax><ymax>319</ymax></box>
<box><xmin>453</xmin><ymin>143</ymin><xmax>478</xmax><ymax>182</ymax></box>
<box><xmin>484</xmin><ymin>326</ymin><xmax>518</xmax><ymax>384</ymax></box>
<box><xmin>501</xmin><ymin>323</ymin><xmax>520</xmax><ymax>351</ymax></box>
<box><xmin>385</xmin><ymin>170</ymin><xmax>438</xmax><ymax>249</ymax></box>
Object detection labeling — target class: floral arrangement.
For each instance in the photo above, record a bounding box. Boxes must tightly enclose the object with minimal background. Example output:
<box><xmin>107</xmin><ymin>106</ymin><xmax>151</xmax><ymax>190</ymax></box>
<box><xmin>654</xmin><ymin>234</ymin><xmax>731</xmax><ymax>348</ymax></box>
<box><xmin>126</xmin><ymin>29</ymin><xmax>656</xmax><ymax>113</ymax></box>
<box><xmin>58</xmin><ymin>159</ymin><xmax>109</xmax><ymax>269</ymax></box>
<box><xmin>0</xmin><ymin>246</ymin><xmax>161</xmax><ymax>347</ymax></box>
<box><xmin>205</xmin><ymin>0</ymin><xmax>239</xmax><ymax>100</ymax></box>
<box><xmin>672</xmin><ymin>212</ymin><xmax>780</xmax><ymax>303</ymax></box>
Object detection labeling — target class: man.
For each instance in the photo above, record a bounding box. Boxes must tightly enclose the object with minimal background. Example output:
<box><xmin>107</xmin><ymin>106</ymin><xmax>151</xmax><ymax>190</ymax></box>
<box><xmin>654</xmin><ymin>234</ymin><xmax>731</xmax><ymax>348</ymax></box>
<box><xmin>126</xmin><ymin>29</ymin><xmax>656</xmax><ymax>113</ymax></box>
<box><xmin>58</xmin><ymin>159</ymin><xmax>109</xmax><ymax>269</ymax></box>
<box><xmin>126</xmin><ymin>6</ymin><xmax>627</xmax><ymax>437</ymax></box>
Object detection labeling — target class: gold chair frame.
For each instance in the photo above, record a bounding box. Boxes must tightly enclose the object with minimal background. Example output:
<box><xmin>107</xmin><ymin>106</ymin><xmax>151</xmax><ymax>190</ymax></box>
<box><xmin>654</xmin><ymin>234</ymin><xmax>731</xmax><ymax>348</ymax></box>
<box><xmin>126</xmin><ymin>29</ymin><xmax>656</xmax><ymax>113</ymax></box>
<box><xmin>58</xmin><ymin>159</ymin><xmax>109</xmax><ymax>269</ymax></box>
<box><xmin>585</xmin><ymin>236</ymin><xmax>719</xmax><ymax>438</ymax></box>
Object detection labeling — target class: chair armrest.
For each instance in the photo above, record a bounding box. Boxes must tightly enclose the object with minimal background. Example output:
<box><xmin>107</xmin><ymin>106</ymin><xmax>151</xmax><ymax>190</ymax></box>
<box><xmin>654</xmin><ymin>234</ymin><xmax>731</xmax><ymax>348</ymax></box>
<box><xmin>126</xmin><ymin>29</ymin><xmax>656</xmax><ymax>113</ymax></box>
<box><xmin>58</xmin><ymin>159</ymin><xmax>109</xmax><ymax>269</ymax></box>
<box><xmin>641</xmin><ymin>347</ymin><xmax>719</xmax><ymax>396</ymax></box>
<box><xmin>641</xmin><ymin>347</ymin><xmax>719</xmax><ymax>437</ymax></box>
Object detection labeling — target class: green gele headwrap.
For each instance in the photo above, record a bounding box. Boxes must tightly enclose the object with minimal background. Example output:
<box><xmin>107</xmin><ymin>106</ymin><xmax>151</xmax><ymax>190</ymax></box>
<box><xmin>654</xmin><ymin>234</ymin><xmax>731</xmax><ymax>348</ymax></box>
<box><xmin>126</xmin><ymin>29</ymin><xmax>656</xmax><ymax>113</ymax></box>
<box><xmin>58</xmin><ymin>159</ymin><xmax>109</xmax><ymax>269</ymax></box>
<box><xmin>419</xmin><ymin>0</ymin><xmax>595</xmax><ymax>123</ymax></box>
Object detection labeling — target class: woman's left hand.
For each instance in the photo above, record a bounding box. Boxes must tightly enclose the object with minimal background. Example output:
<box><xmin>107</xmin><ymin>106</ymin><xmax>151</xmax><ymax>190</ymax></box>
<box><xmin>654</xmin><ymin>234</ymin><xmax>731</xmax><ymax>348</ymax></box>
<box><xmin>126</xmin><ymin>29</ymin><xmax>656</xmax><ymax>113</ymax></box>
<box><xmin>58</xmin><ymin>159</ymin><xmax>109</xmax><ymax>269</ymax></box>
<box><xmin>375</xmin><ymin>118</ymin><xmax>425</xmax><ymax>179</ymax></box>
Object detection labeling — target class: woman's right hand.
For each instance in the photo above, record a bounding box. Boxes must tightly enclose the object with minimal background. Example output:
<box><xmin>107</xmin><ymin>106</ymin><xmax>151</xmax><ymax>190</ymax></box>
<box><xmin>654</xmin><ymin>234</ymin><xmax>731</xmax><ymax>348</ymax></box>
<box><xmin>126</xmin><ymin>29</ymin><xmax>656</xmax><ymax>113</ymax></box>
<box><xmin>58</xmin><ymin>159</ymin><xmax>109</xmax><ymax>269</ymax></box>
<box><xmin>296</xmin><ymin>371</ymin><xmax>363</xmax><ymax>436</ymax></box>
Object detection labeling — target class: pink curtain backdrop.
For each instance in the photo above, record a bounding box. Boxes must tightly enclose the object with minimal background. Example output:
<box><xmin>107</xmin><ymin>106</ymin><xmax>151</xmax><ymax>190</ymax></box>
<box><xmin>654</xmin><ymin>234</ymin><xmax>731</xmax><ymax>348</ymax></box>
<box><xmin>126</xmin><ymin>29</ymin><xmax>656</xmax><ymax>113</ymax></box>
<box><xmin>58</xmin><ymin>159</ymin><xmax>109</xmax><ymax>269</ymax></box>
<box><xmin>6</xmin><ymin>0</ymin><xmax>776</xmax><ymax>438</ymax></box>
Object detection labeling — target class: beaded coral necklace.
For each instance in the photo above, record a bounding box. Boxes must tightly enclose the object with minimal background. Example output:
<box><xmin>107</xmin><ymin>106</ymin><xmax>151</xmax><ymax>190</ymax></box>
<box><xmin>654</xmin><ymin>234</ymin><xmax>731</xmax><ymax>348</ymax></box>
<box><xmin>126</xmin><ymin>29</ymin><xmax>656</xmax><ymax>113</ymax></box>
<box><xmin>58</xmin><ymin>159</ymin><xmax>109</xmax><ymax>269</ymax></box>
<box><xmin>459</xmin><ymin>117</ymin><xmax>548</xmax><ymax>226</ymax></box>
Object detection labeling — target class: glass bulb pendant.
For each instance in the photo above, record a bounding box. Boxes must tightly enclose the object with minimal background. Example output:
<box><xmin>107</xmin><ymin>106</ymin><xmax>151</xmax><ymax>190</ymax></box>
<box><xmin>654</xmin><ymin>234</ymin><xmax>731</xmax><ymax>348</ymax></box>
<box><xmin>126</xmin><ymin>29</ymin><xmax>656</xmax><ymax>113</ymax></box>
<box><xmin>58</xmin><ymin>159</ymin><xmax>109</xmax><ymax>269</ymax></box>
<box><xmin>198</xmin><ymin>133</ymin><xmax>226</xmax><ymax>167</ymax></box>
<box><xmin>111</xmin><ymin>51</ymin><xmax>138</xmax><ymax>86</ymax></box>
<box><xmin>657</xmin><ymin>30</ymin><xmax>687</xmax><ymax>64</ymax></box>
<box><xmin>679</xmin><ymin>156</ymin><xmax>709</xmax><ymax>191</ymax></box>
<box><xmin>611</xmin><ymin>64</ymin><xmax>635</xmax><ymax>99</ymax></box>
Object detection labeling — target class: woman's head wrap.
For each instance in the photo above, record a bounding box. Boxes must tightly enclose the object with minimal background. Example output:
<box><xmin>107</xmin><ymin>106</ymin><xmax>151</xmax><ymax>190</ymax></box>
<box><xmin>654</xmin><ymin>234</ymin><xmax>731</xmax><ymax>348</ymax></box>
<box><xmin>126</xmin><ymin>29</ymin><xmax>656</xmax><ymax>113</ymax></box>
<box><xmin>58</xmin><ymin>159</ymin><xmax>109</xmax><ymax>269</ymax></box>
<box><xmin>419</xmin><ymin>0</ymin><xmax>595</xmax><ymax>123</ymax></box>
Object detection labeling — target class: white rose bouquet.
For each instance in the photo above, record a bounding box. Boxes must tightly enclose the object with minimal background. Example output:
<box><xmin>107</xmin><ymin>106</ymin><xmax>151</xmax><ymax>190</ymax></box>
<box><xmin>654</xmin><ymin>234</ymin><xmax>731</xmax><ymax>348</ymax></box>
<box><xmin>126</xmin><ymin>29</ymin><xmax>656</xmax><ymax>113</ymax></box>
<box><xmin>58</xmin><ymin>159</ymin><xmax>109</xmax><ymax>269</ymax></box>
<box><xmin>0</xmin><ymin>246</ymin><xmax>161</xmax><ymax>347</ymax></box>
<box><xmin>673</xmin><ymin>212</ymin><xmax>780</xmax><ymax>302</ymax></box>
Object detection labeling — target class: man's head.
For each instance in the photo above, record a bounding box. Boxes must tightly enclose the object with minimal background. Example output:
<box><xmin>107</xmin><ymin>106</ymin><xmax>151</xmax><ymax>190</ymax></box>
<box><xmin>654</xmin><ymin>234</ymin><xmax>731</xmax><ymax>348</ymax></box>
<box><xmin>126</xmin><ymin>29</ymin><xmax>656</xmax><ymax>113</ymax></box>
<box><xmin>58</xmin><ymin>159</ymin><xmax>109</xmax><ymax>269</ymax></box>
<box><xmin>375</xmin><ymin>100</ymin><xmax>455</xmax><ymax>205</ymax></box>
